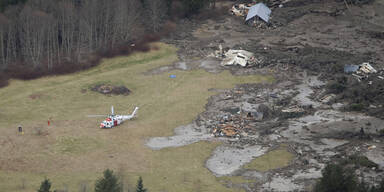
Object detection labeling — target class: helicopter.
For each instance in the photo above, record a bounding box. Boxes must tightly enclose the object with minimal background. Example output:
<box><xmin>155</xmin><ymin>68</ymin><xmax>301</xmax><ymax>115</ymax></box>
<box><xmin>88</xmin><ymin>106</ymin><xmax>139</xmax><ymax>128</ymax></box>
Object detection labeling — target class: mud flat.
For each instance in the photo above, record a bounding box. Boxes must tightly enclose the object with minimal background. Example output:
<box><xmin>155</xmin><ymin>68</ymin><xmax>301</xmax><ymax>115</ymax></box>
<box><xmin>365</xmin><ymin>149</ymin><xmax>384</xmax><ymax>169</ymax></box>
<box><xmin>206</xmin><ymin>145</ymin><xmax>268</xmax><ymax>176</ymax></box>
<box><xmin>146</xmin><ymin>124</ymin><xmax>271</xmax><ymax>177</ymax></box>
<box><xmin>292</xmin><ymin>75</ymin><xmax>324</xmax><ymax>108</ymax></box>
<box><xmin>146</xmin><ymin>123</ymin><xmax>212</xmax><ymax>150</ymax></box>
<box><xmin>147</xmin><ymin>0</ymin><xmax>384</xmax><ymax>189</ymax></box>
<box><xmin>261</xmin><ymin>176</ymin><xmax>302</xmax><ymax>192</ymax></box>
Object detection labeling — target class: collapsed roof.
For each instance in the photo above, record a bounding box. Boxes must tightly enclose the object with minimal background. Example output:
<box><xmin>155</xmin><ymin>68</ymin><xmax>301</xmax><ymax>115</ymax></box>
<box><xmin>245</xmin><ymin>3</ymin><xmax>271</xmax><ymax>23</ymax></box>
<box><xmin>221</xmin><ymin>50</ymin><xmax>255</xmax><ymax>67</ymax></box>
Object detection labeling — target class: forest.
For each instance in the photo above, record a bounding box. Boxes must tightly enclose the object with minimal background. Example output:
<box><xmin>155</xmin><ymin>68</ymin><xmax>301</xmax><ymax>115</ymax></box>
<box><xmin>0</xmin><ymin>0</ymin><xmax>212</xmax><ymax>86</ymax></box>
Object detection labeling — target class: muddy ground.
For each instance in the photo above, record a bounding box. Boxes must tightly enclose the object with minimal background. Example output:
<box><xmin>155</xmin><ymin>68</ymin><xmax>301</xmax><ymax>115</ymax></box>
<box><xmin>148</xmin><ymin>0</ymin><xmax>384</xmax><ymax>191</ymax></box>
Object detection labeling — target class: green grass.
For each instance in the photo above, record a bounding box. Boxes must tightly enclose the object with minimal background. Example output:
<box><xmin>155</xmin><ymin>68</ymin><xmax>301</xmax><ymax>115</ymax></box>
<box><xmin>243</xmin><ymin>145</ymin><xmax>294</xmax><ymax>172</ymax></box>
<box><xmin>0</xmin><ymin>43</ymin><xmax>273</xmax><ymax>192</ymax></box>
<box><xmin>53</xmin><ymin>136</ymin><xmax>103</xmax><ymax>154</ymax></box>
<box><xmin>218</xmin><ymin>176</ymin><xmax>255</xmax><ymax>185</ymax></box>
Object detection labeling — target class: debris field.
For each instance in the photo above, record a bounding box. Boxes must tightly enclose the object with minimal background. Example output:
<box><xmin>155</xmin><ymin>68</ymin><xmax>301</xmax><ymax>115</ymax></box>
<box><xmin>150</xmin><ymin>0</ymin><xmax>384</xmax><ymax>191</ymax></box>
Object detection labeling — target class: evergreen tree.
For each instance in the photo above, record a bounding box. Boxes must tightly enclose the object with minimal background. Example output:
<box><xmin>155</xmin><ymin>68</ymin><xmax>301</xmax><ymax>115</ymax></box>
<box><xmin>0</xmin><ymin>0</ymin><xmax>27</xmax><ymax>11</ymax></box>
<box><xmin>95</xmin><ymin>169</ymin><xmax>121</xmax><ymax>192</ymax></box>
<box><xmin>315</xmin><ymin>163</ymin><xmax>358</xmax><ymax>192</ymax></box>
<box><xmin>165</xmin><ymin>0</ymin><xmax>173</xmax><ymax>16</ymax></box>
<box><xmin>136</xmin><ymin>176</ymin><xmax>147</xmax><ymax>192</ymax></box>
<box><xmin>181</xmin><ymin>0</ymin><xmax>208</xmax><ymax>16</ymax></box>
<box><xmin>37</xmin><ymin>178</ymin><xmax>51</xmax><ymax>192</ymax></box>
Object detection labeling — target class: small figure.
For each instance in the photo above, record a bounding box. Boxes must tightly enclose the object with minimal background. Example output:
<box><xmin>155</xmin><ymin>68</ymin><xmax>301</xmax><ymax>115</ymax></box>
<box><xmin>359</xmin><ymin>127</ymin><xmax>365</xmax><ymax>139</ymax></box>
<box><xmin>18</xmin><ymin>125</ymin><xmax>24</xmax><ymax>135</ymax></box>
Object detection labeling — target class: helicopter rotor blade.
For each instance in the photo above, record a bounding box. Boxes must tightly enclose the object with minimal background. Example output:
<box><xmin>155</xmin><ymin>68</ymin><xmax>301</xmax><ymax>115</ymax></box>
<box><xmin>87</xmin><ymin>115</ymin><xmax>107</xmax><ymax>117</ymax></box>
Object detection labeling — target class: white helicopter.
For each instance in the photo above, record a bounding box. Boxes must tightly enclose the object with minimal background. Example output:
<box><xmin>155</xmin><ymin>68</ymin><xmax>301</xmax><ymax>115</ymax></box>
<box><xmin>88</xmin><ymin>106</ymin><xmax>139</xmax><ymax>128</ymax></box>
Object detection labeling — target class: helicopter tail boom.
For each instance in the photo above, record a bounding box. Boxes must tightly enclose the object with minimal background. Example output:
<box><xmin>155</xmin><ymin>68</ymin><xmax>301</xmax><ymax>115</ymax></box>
<box><xmin>131</xmin><ymin>107</ymin><xmax>139</xmax><ymax>117</ymax></box>
<box><xmin>120</xmin><ymin>107</ymin><xmax>139</xmax><ymax>120</ymax></box>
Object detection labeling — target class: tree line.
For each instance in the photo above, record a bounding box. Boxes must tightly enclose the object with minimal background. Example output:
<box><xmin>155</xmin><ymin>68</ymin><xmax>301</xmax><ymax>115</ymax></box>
<box><xmin>38</xmin><ymin>169</ymin><xmax>147</xmax><ymax>192</ymax></box>
<box><xmin>0</xmin><ymin>0</ymin><xmax>27</xmax><ymax>11</ymax></box>
<box><xmin>37</xmin><ymin>164</ymin><xmax>384</xmax><ymax>192</ymax></box>
<box><xmin>0</xmin><ymin>0</ymin><xmax>213</xmax><ymax>87</ymax></box>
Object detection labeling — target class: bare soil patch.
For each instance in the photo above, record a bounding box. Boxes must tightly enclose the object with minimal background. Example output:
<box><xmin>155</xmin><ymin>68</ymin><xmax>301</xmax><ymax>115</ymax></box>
<box><xmin>28</xmin><ymin>93</ymin><xmax>44</xmax><ymax>100</ymax></box>
<box><xmin>90</xmin><ymin>83</ymin><xmax>131</xmax><ymax>96</ymax></box>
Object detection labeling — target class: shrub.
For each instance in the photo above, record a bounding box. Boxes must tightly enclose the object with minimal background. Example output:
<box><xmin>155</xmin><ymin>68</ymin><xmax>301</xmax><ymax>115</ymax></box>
<box><xmin>345</xmin><ymin>0</ymin><xmax>375</xmax><ymax>5</ymax></box>
<box><xmin>328</xmin><ymin>82</ymin><xmax>347</xmax><ymax>94</ymax></box>
<box><xmin>379</xmin><ymin>129</ymin><xmax>384</xmax><ymax>136</ymax></box>
<box><xmin>349</xmin><ymin>103</ymin><xmax>365</xmax><ymax>111</ymax></box>
<box><xmin>327</xmin><ymin>75</ymin><xmax>348</xmax><ymax>94</ymax></box>
<box><xmin>341</xmin><ymin>155</ymin><xmax>378</xmax><ymax>169</ymax></box>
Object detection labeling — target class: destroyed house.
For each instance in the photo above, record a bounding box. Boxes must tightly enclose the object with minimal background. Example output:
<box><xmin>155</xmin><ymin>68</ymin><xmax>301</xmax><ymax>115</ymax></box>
<box><xmin>245</xmin><ymin>3</ymin><xmax>271</xmax><ymax>23</ymax></box>
<box><xmin>344</xmin><ymin>65</ymin><xmax>359</xmax><ymax>73</ymax></box>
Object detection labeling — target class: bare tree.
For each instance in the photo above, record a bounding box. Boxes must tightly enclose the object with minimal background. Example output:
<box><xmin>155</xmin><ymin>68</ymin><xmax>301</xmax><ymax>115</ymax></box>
<box><xmin>19</xmin><ymin>6</ymin><xmax>49</xmax><ymax>68</ymax></box>
<box><xmin>0</xmin><ymin>13</ymin><xmax>8</xmax><ymax>69</ymax></box>
<box><xmin>144</xmin><ymin>0</ymin><xmax>167</xmax><ymax>32</ymax></box>
<box><xmin>112</xmin><ymin>0</ymin><xmax>143</xmax><ymax>44</ymax></box>
<box><xmin>0</xmin><ymin>0</ymin><xmax>158</xmax><ymax>80</ymax></box>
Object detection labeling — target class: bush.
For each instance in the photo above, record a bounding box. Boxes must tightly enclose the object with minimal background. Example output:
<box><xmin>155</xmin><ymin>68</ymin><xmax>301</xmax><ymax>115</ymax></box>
<box><xmin>327</xmin><ymin>75</ymin><xmax>348</xmax><ymax>94</ymax></box>
<box><xmin>345</xmin><ymin>0</ymin><xmax>375</xmax><ymax>4</ymax></box>
<box><xmin>341</xmin><ymin>155</ymin><xmax>378</xmax><ymax>169</ymax></box>
<box><xmin>328</xmin><ymin>82</ymin><xmax>347</xmax><ymax>94</ymax></box>
<box><xmin>379</xmin><ymin>129</ymin><xmax>384</xmax><ymax>136</ymax></box>
<box><xmin>349</xmin><ymin>103</ymin><xmax>365</xmax><ymax>111</ymax></box>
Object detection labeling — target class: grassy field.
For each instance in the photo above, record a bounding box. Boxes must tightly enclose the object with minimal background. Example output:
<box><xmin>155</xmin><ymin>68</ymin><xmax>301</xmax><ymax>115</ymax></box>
<box><xmin>0</xmin><ymin>43</ymin><xmax>273</xmax><ymax>192</ymax></box>
<box><xmin>243</xmin><ymin>145</ymin><xmax>294</xmax><ymax>172</ymax></box>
